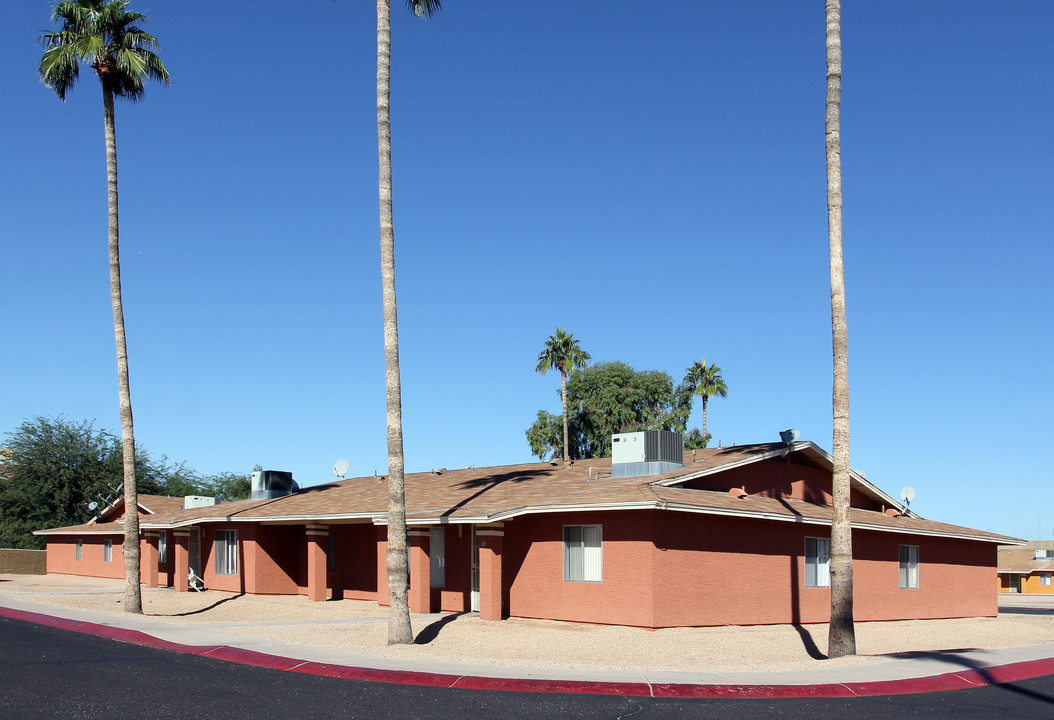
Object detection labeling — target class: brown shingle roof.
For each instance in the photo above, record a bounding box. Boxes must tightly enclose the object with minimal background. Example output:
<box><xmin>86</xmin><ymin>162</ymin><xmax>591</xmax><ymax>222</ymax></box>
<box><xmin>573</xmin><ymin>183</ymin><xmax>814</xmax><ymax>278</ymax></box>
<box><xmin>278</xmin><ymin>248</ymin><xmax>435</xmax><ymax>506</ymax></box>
<box><xmin>130</xmin><ymin>446</ymin><xmax>1017</xmax><ymax>545</ymax></box>
<box><xmin>998</xmin><ymin>547</ymin><xmax>1054</xmax><ymax>573</ymax></box>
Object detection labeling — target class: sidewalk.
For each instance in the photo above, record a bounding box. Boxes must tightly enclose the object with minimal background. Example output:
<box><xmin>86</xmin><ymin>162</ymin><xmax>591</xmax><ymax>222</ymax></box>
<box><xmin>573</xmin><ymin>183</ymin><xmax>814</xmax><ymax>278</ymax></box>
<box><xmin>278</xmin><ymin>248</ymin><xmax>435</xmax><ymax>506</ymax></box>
<box><xmin>2</xmin><ymin>574</ymin><xmax>1053</xmax><ymax>698</ymax></box>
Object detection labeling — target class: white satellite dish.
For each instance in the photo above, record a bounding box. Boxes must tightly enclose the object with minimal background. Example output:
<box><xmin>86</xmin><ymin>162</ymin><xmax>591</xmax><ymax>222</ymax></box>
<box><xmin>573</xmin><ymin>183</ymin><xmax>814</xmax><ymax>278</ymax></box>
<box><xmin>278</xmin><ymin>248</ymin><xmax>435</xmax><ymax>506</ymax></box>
<box><xmin>900</xmin><ymin>486</ymin><xmax>916</xmax><ymax>508</ymax></box>
<box><xmin>88</xmin><ymin>501</ymin><xmax>98</xmax><ymax>511</ymax></box>
<box><xmin>332</xmin><ymin>459</ymin><xmax>349</xmax><ymax>478</ymax></box>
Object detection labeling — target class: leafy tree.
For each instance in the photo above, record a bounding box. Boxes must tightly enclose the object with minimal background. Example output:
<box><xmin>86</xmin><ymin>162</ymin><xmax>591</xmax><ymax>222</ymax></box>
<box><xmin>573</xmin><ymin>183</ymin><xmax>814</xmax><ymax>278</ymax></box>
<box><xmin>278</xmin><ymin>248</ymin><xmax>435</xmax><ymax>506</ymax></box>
<box><xmin>376</xmin><ymin>0</ymin><xmax>442</xmax><ymax>645</ymax></box>
<box><xmin>204</xmin><ymin>470</ymin><xmax>252</xmax><ymax>502</ymax></box>
<box><xmin>1</xmin><ymin>417</ymin><xmax>144</xmax><ymax>549</ymax></box>
<box><xmin>38</xmin><ymin>0</ymin><xmax>171</xmax><ymax>614</ymax></box>
<box><xmin>535</xmin><ymin>327</ymin><xmax>592</xmax><ymax>465</ymax></box>
<box><xmin>526</xmin><ymin>361</ymin><xmax>698</xmax><ymax>461</ymax></box>
<box><xmin>825</xmin><ymin>0</ymin><xmax>856</xmax><ymax>658</ymax></box>
<box><xmin>684</xmin><ymin>359</ymin><xmax>728</xmax><ymax>440</ymax></box>
<box><xmin>0</xmin><ymin>416</ymin><xmax>255</xmax><ymax>548</ymax></box>
<box><xmin>683</xmin><ymin>428</ymin><xmax>711</xmax><ymax>450</ymax></box>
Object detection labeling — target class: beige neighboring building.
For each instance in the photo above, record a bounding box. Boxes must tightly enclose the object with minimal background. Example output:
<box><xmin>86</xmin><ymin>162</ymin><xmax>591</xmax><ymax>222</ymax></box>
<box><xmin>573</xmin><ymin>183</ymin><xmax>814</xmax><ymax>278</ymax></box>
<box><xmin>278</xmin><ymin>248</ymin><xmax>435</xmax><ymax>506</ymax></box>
<box><xmin>998</xmin><ymin>541</ymin><xmax>1054</xmax><ymax>593</ymax></box>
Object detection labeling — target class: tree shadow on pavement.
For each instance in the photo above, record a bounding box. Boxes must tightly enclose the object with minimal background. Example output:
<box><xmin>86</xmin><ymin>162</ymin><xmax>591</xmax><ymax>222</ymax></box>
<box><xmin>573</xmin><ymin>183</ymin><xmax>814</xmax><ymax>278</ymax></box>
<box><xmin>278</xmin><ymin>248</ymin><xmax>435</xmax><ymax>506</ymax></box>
<box><xmin>162</xmin><ymin>593</ymin><xmax>245</xmax><ymax>617</ymax></box>
<box><xmin>415</xmin><ymin>612</ymin><xmax>468</xmax><ymax>645</ymax></box>
<box><xmin>791</xmin><ymin>623</ymin><xmax>827</xmax><ymax>660</ymax></box>
<box><xmin>876</xmin><ymin>649</ymin><xmax>1054</xmax><ymax>705</ymax></box>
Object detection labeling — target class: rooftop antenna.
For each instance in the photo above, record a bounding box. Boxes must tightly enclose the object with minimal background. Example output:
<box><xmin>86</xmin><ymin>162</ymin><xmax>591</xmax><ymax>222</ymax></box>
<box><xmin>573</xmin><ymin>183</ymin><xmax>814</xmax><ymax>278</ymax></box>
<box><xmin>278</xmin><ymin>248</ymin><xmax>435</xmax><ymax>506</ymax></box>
<box><xmin>900</xmin><ymin>486</ymin><xmax>916</xmax><ymax>513</ymax></box>
<box><xmin>332</xmin><ymin>459</ymin><xmax>349</xmax><ymax>479</ymax></box>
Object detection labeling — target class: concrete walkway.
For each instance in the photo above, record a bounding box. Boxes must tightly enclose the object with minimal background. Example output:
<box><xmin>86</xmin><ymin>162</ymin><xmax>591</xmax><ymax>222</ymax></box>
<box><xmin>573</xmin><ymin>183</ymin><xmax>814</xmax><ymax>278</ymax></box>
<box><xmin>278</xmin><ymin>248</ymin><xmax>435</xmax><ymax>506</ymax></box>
<box><xmin>2</xmin><ymin>579</ymin><xmax>1053</xmax><ymax>698</ymax></box>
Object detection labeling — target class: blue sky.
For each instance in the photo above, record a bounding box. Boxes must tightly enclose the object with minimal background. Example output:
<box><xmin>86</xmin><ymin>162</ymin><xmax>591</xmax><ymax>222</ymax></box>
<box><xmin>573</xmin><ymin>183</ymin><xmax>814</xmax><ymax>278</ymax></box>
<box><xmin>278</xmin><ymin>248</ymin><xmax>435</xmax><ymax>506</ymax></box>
<box><xmin>2</xmin><ymin>1</ymin><xmax>1051</xmax><ymax>542</ymax></box>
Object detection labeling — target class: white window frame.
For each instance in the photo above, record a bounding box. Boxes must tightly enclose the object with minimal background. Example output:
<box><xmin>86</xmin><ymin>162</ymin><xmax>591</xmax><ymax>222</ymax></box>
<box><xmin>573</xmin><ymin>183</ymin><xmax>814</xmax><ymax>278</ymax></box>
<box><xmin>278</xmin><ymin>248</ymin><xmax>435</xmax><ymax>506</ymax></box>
<box><xmin>900</xmin><ymin>545</ymin><xmax>920</xmax><ymax>589</ymax></box>
<box><xmin>563</xmin><ymin>525</ymin><xmax>602</xmax><ymax>583</ymax></box>
<box><xmin>214</xmin><ymin>530</ymin><xmax>238</xmax><ymax>576</ymax></box>
<box><xmin>75</xmin><ymin>539</ymin><xmax>82</xmax><ymax>561</ymax></box>
<box><xmin>158</xmin><ymin>531</ymin><xmax>168</xmax><ymax>564</ymax></box>
<box><xmin>430</xmin><ymin>527</ymin><xmax>446</xmax><ymax>588</ymax></box>
<box><xmin>805</xmin><ymin>537</ymin><xmax>831</xmax><ymax>588</ymax></box>
<box><xmin>1041</xmin><ymin>573</ymin><xmax>1052</xmax><ymax>587</ymax></box>
<box><xmin>103</xmin><ymin>539</ymin><xmax>112</xmax><ymax>563</ymax></box>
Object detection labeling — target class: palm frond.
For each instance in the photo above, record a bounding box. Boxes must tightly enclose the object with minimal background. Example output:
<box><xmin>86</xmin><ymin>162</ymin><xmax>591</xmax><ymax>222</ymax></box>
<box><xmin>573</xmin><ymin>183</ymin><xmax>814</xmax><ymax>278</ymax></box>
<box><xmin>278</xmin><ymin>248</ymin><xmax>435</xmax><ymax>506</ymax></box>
<box><xmin>37</xmin><ymin>0</ymin><xmax>169</xmax><ymax>103</ymax></box>
<box><xmin>407</xmin><ymin>0</ymin><xmax>442</xmax><ymax>19</ymax></box>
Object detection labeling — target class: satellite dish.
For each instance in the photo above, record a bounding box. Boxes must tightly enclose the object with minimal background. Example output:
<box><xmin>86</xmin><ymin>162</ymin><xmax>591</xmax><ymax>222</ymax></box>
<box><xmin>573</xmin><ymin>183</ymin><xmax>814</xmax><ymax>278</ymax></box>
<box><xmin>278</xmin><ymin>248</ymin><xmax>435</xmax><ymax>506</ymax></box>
<box><xmin>900</xmin><ymin>487</ymin><xmax>916</xmax><ymax>507</ymax></box>
<box><xmin>88</xmin><ymin>501</ymin><xmax>98</xmax><ymax>511</ymax></box>
<box><xmin>332</xmin><ymin>459</ymin><xmax>349</xmax><ymax>478</ymax></box>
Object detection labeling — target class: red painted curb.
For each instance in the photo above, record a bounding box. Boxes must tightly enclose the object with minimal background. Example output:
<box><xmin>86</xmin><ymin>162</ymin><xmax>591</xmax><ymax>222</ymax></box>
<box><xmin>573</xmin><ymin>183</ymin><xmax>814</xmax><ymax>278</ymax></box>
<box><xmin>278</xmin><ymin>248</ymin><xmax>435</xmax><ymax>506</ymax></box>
<box><xmin>2</xmin><ymin>605</ymin><xmax>1052</xmax><ymax>699</ymax></box>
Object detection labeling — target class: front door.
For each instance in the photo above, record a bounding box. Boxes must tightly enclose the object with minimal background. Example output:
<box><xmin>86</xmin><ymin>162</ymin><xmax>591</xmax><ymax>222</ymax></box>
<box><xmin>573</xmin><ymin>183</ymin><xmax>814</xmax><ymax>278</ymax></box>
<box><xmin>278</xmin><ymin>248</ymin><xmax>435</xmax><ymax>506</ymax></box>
<box><xmin>470</xmin><ymin>526</ymin><xmax>480</xmax><ymax>612</ymax></box>
<box><xmin>188</xmin><ymin>529</ymin><xmax>201</xmax><ymax>577</ymax></box>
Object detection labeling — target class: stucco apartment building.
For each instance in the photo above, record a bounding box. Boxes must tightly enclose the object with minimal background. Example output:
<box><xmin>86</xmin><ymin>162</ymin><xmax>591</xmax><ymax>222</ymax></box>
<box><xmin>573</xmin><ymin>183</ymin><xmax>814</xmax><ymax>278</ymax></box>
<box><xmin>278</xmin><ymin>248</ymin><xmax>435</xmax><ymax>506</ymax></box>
<box><xmin>36</xmin><ymin>434</ymin><xmax>1018</xmax><ymax>628</ymax></box>
<box><xmin>997</xmin><ymin>541</ymin><xmax>1054</xmax><ymax>594</ymax></box>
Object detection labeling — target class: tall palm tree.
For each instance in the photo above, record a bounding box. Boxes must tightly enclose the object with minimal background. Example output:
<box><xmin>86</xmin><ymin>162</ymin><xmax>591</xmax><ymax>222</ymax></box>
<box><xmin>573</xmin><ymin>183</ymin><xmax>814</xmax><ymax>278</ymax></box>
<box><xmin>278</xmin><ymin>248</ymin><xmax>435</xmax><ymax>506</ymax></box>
<box><xmin>536</xmin><ymin>327</ymin><xmax>591</xmax><ymax>464</ymax></box>
<box><xmin>377</xmin><ymin>0</ymin><xmax>441</xmax><ymax>646</ymax></box>
<box><xmin>684</xmin><ymin>359</ymin><xmax>728</xmax><ymax>441</ymax></box>
<box><xmin>825</xmin><ymin>0</ymin><xmax>855</xmax><ymax>658</ymax></box>
<box><xmin>38</xmin><ymin>0</ymin><xmax>170</xmax><ymax>616</ymax></box>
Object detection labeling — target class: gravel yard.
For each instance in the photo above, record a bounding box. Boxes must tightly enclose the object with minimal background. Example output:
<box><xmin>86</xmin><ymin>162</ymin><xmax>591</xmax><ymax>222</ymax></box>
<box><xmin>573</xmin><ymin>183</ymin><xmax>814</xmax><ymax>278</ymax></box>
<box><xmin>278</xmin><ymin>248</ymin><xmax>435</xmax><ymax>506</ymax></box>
<box><xmin>4</xmin><ymin>573</ymin><xmax>1053</xmax><ymax>674</ymax></box>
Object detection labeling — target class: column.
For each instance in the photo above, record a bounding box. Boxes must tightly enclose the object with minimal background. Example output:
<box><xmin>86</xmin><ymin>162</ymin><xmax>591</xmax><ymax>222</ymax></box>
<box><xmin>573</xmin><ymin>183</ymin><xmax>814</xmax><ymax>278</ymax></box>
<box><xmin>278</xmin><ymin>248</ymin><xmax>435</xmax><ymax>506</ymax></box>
<box><xmin>376</xmin><ymin>525</ymin><xmax>389</xmax><ymax>607</ymax></box>
<box><xmin>174</xmin><ymin>530</ymin><xmax>190</xmax><ymax>593</ymax></box>
<box><xmin>477</xmin><ymin>525</ymin><xmax>504</xmax><ymax>621</ymax></box>
<box><xmin>305</xmin><ymin>524</ymin><xmax>328</xmax><ymax>602</ymax></box>
<box><xmin>140</xmin><ymin>531</ymin><xmax>159</xmax><ymax>589</ymax></box>
<box><xmin>408</xmin><ymin>529</ymin><xmax>431</xmax><ymax>614</ymax></box>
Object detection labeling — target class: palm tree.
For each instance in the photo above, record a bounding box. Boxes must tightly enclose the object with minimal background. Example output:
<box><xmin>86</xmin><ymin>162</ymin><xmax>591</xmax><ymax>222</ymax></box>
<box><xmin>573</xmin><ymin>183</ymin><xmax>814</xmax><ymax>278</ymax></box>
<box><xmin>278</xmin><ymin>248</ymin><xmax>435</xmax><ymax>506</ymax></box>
<box><xmin>377</xmin><ymin>0</ymin><xmax>441</xmax><ymax>646</ymax></box>
<box><xmin>536</xmin><ymin>327</ymin><xmax>591</xmax><ymax>464</ymax></box>
<box><xmin>684</xmin><ymin>359</ymin><xmax>728</xmax><ymax>441</ymax></box>
<box><xmin>825</xmin><ymin>0</ymin><xmax>855</xmax><ymax>658</ymax></box>
<box><xmin>38</xmin><ymin>0</ymin><xmax>170</xmax><ymax>616</ymax></box>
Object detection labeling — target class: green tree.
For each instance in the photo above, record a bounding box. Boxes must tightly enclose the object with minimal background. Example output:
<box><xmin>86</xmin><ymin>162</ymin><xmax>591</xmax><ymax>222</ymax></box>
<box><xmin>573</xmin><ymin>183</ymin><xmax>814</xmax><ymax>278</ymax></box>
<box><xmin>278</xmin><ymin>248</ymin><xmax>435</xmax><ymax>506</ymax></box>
<box><xmin>0</xmin><ymin>417</ymin><xmax>151</xmax><ymax>549</ymax></box>
<box><xmin>527</xmin><ymin>361</ymin><xmax>696</xmax><ymax>461</ymax></box>
<box><xmin>38</xmin><ymin>0</ymin><xmax>170</xmax><ymax>614</ymax></box>
<box><xmin>204</xmin><ymin>470</ymin><xmax>253</xmax><ymax>502</ymax></box>
<box><xmin>683</xmin><ymin>428</ymin><xmax>710</xmax><ymax>450</ymax></box>
<box><xmin>825</xmin><ymin>0</ymin><xmax>855</xmax><ymax>658</ymax></box>
<box><xmin>376</xmin><ymin>0</ymin><xmax>442</xmax><ymax>645</ymax></box>
<box><xmin>684</xmin><ymin>359</ymin><xmax>728</xmax><ymax>441</ymax></box>
<box><xmin>535</xmin><ymin>328</ymin><xmax>592</xmax><ymax>465</ymax></box>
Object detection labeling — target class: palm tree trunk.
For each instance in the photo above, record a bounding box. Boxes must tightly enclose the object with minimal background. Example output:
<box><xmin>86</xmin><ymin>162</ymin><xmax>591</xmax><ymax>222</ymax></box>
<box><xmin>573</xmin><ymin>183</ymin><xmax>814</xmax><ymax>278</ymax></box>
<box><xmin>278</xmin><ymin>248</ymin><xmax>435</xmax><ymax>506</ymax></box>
<box><xmin>377</xmin><ymin>0</ymin><xmax>413</xmax><ymax>645</ymax></box>
<box><xmin>103</xmin><ymin>84</ymin><xmax>142</xmax><ymax>615</ymax></box>
<box><xmin>825</xmin><ymin>0</ymin><xmax>855</xmax><ymax>658</ymax></box>
<box><xmin>701</xmin><ymin>396</ymin><xmax>709</xmax><ymax>440</ymax></box>
<box><xmin>560</xmin><ymin>369</ymin><xmax>569</xmax><ymax>464</ymax></box>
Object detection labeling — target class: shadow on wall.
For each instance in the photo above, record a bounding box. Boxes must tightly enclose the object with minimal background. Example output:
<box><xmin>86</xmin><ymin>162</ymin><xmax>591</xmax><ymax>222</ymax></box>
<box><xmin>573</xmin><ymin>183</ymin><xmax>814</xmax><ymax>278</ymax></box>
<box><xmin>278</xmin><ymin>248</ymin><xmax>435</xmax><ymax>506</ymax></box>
<box><xmin>790</xmin><ymin>550</ymin><xmax>826</xmax><ymax>660</ymax></box>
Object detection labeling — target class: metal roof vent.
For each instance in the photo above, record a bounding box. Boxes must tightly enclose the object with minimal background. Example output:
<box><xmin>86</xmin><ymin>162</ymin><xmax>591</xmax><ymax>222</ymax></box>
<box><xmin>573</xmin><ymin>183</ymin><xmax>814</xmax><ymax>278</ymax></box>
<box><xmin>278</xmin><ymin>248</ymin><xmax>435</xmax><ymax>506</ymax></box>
<box><xmin>251</xmin><ymin>470</ymin><xmax>299</xmax><ymax>500</ymax></box>
<box><xmin>611</xmin><ymin>430</ymin><xmax>684</xmax><ymax>478</ymax></box>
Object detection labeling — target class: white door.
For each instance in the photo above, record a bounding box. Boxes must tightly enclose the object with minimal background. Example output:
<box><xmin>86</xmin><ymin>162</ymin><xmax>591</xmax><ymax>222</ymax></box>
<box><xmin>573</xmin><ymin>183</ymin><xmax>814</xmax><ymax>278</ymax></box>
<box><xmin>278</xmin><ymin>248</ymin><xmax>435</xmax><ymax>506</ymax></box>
<box><xmin>470</xmin><ymin>527</ymin><xmax>480</xmax><ymax>612</ymax></box>
<box><xmin>189</xmin><ymin>529</ymin><xmax>201</xmax><ymax>576</ymax></box>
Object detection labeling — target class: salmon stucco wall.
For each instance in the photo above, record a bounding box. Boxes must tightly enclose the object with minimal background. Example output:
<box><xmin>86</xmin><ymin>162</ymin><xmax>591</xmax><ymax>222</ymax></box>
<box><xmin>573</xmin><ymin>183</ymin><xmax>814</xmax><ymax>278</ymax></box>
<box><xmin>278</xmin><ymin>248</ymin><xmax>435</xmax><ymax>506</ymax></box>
<box><xmin>328</xmin><ymin>523</ymin><xmax>379</xmax><ymax>601</ymax></box>
<box><xmin>45</xmin><ymin>536</ymin><xmax>124</xmax><ymax>579</ymax></box>
<box><xmin>504</xmin><ymin>511</ymin><xmax>657</xmax><ymax>627</ymax></box>
<box><xmin>201</xmin><ymin>523</ymin><xmax>300</xmax><ymax>595</ymax></box>
<box><xmin>503</xmin><ymin>509</ymin><xmax>999</xmax><ymax>628</ymax></box>
<box><xmin>436</xmin><ymin>524</ymin><xmax>472</xmax><ymax>613</ymax></box>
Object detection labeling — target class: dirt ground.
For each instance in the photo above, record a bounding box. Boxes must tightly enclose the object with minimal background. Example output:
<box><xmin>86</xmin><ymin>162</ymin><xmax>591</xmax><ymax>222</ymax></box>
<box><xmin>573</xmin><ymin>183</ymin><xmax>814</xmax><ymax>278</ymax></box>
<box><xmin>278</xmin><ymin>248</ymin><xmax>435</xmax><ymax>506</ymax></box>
<box><xmin>3</xmin><ymin>573</ymin><xmax>1053</xmax><ymax>674</ymax></box>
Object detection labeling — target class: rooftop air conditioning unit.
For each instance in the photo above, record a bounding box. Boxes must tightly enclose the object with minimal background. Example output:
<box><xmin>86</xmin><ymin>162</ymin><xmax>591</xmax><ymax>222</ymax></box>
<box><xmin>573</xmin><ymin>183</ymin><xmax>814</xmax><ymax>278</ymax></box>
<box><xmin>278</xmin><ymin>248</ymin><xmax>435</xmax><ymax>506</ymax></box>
<box><xmin>183</xmin><ymin>495</ymin><xmax>219</xmax><ymax>509</ymax></box>
<box><xmin>251</xmin><ymin>470</ymin><xmax>299</xmax><ymax>500</ymax></box>
<box><xmin>611</xmin><ymin>430</ymin><xmax>684</xmax><ymax>478</ymax></box>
